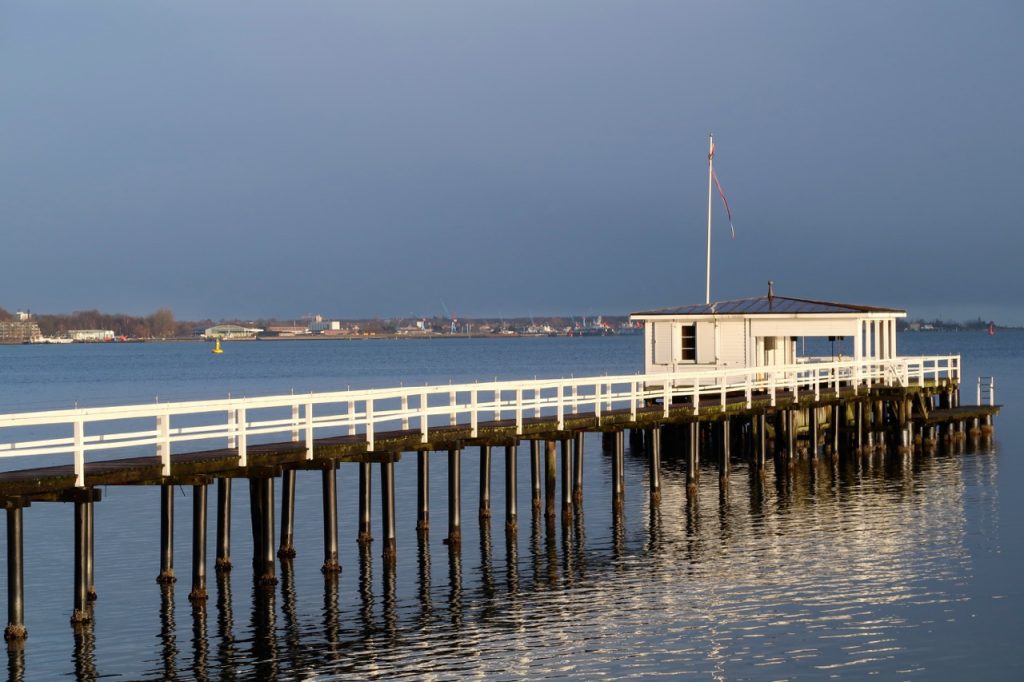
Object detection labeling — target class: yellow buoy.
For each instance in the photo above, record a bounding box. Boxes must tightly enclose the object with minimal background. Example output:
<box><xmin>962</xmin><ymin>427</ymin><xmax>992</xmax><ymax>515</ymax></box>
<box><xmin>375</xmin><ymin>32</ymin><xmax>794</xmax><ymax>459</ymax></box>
<box><xmin>212</xmin><ymin>337</ymin><xmax>224</xmax><ymax>354</ymax></box>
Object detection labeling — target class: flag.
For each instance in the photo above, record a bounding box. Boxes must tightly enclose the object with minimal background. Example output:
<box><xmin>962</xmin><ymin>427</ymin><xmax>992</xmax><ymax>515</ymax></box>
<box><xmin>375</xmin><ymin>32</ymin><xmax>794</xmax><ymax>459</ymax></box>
<box><xmin>712</xmin><ymin>167</ymin><xmax>735</xmax><ymax>239</ymax></box>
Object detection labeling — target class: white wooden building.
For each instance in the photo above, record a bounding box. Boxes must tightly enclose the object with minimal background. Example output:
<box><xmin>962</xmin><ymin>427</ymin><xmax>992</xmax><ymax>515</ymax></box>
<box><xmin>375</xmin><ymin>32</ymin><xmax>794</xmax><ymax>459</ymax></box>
<box><xmin>630</xmin><ymin>291</ymin><xmax>905</xmax><ymax>377</ymax></box>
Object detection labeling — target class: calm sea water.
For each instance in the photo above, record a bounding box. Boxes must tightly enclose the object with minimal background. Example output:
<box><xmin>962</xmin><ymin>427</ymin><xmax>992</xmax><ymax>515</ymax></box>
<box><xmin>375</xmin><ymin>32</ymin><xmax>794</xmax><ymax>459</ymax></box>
<box><xmin>0</xmin><ymin>333</ymin><xmax>1021</xmax><ymax>680</ymax></box>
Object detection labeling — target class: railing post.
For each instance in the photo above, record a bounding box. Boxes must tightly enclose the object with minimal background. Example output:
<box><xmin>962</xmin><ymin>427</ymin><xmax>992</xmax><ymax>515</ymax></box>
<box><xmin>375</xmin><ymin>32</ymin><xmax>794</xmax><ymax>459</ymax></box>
<box><xmin>663</xmin><ymin>380</ymin><xmax>671</xmax><ymax>418</ymax></box>
<box><xmin>347</xmin><ymin>400</ymin><xmax>356</xmax><ymax>436</ymax></box>
<box><xmin>291</xmin><ymin>403</ymin><xmax>300</xmax><ymax>442</ymax></box>
<box><xmin>630</xmin><ymin>380</ymin><xmax>638</xmax><ymax>422</ymax></box>
<box><xmin>449</xmin><ymin>389</ymin><xmax>457</xmax><ymax>426</ymax></box>
<box><xmin>515</xmin><ymin>387</ymin><xmax>523</xmax><ymax>435</ymax></box>
<box><xmin>719</xmin><ymin>377</ymin><xmax>726</xmax><ymax>409</ymax></box>
<box><xmin>157</xmin><ymin>413</ymin><xmax>171</xmax><ymax>477</ymax></box>
<box><xmin>401</xmin><ymin>393</ymin><xmax>409</xmax><ymax>431</ymax></box>
<box><xmin>227</xmin><ymin>409</ymin><xmax>236</xmax><ymax>450</ymax></box>
<box><xmin>365</xmin><ymin>399</ymin><xmax>375</xmax><ymax>451</ymax></box>
<box><xmin>74</xmin><ymin>419</ymin><xmax>85</xmax><ymax>488</ymax></box>
<box><xmin>595</xmin><ymin>382</ymin><xmax>602</xmax><ymax>425</ymax></box>
<box><xmin>420</xmin><ymin>391</ymin><xmax>429</xmax><ymax>444</ymax></box>
<box><xmin>990</xmin><ymin>377</ymin><xmax>995</xmax><ymax>406</ymax></box>
<box><xmin>236</xmin><ymin>408</ymin><xmax>247</xmax><ymax>468</ymax></box>
<box><xmin>557</xmin><ymin>385</ymin><xmax>564</xmax><ymax>431</ymax></box>
<box><xmin>745</xmin><ymin>375</ymin><xmax>752</xmax><ymax>409</ymax></box>
<box><xmin>691</xmin><ymin>383</ymin><xmax>699</xmax><ymax>416</ymax></box>
<box><xmin>304</xmin><ymin>402</ymin><xmax>314</xmax><ymax>460</ymax></box>
<box><xmin>471</xmin><ymin>387</ymin><xmax>479</xmax><ymax>438</ymax></box>
<box><xmin>977</xmin><ymin>377</ymin><xmax>981</xmax><ymax>406</ymax></box>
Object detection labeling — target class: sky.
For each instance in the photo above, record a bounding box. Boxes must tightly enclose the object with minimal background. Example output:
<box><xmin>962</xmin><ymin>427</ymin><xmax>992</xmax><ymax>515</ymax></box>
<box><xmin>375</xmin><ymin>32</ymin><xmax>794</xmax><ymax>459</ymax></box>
<box><xmin>2</xmin><ymin>1</ymin><xmax>1022</xmax><ymax>323</ymax></box>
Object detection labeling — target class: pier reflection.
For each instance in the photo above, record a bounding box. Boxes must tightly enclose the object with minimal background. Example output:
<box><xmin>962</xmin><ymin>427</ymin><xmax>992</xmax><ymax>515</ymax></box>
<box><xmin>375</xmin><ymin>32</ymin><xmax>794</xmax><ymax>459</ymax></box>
<box><xmin>356</xmin><ymin>543</ymin><xmax>374</xmax><ymax>634</ymax></box>
<box><xmin>5</xmin><ymin>640</ymin><xmax>24</xmax><ymax>682</ymax></box>
<box><xmin>71</xmin><ymin>619</ymin><xmax>97</xmax><ymax>682</ymax></box>
<box><xmin>214</xmin><ymin>570</ymin><xmax>237</xmax><ymax>676</ymax></box>
<box><xmin>249</xmin><ymin>584</ymin><xmax>278</xmax><ymax>680</ymax></box>
<box><xmin>322</xmin><ymin>572</ymin><xmax>341</xmax><ymax>661</ymax></box>
<box><xmin>36</xmin><ymin>439</ymin><xmax>996</xmax><ymax>681</ymax></box>
<box><xmin>159</xmin><ymin>584</ymin><xmax>176</xmax><ymax>680</ymax></box>
<box><xmin>447</xmin><ymin>544</ymin><xmax>463</xmax><ymax>628</ymax></box>
<box><xmin>190</xmin><ymin>598</ymin><xmax>209</xmax><ymax>681</ymax></box>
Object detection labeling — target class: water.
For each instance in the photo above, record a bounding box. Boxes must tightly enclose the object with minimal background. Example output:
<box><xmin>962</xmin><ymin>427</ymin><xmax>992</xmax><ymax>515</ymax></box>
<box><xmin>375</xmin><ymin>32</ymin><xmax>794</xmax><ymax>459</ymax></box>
<box><xmin>0</xmin><ymin>333</ymin><xmax>1021</xmax><ymax>680</ymax></box>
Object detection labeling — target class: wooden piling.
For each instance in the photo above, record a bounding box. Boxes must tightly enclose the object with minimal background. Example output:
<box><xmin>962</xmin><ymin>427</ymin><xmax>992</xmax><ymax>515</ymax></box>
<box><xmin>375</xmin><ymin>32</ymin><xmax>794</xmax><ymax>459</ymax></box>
<box><xmin>544</xmin><ymin>440</ymin><xmax>557</xmax><ymax>521</ymax></box>
<box><xmin>649</xmin><ymin>426</ymin><xmax>662</xmax><ymax>504</ymax></box>
<box><xmin>786</xmin><ymin>410</ymin><xmax>796</xmax><ymax>461</ymax></box>
<box><xmin>321</xmin><ymin>465</ymin><xmax>340</xmax><ymax>573</ymax></box>
<box><xmin>687</xmin><ymin>423</ymin><xmax>700</xmax><ymax>490</ymax></box>
<box><xmin>504</xmin><ymin>444</ymin><xmax>518</xmax><ymax>533</ymax></box>
<box><xmin>560</xmin><ymin>438</ymin><xmax>573</xmax><ymax>524</ymax></box>
<box><xmin>189</xmin><ymin>483</ymin><xmax>208</xmax><ymax>602</ymax></box>
<box><xmin>278</xmin><ymin>469</ymin><xmax>296</xmax><ymax>559</ymax></box>
<box><xmin>5</xmin><ymin>506</ymin><xmax>26</xmax><ymax>640</ymax></box>
<box><xmin>416</xmin><ymin>451</ymin><xmax>429</xmax><ymax>533</ymax></box>
<box><xmin>572</xmin><ymin>432</ymin><xmax>584</xmax><ymax>507</ymax></box>
<box><xmin>755</xmin><ymin>414</ymin><xmax>767</xmax><ymax>469</ymax></box>
<box><xmin>446</xmin><ymin>449</ymin><xmax>462</xmax><ymax>547</ymax></box>
<box><xmin>85</xmin><ymin>500</ymin><xmax>96</xmax><ymax>601</ymax></box>
<box><xmin>612</xmin><ymin>431</ymin><xmax>625</xmax><ymax>514</ymax></box>
<box><xmin>809</xmin><ymin>407</ymin><xmax>819</xmax><ymax>458</ymax></box>
<box><xmin>71</xmin><ymin>499</ymin><xmax>90</xmax><ymax>623</ymax></box>
<box><xmin>720</xmin><ymin>418</ymin><xmax>730</xmax><ymax>481</ymax></box>
<box><xmin>215</xmin><ymin>478</ymin><xmax>232</xmax><ymax>573</ymax></box>
<box><xmin>380</xmin><ymin>461</ymin><xmax>397</xmax><ymax>562</ymax></box>
<box><xmin>530</xmin><ymin>440</ymin><xmax>541</xmax><ymax>512</ymax></box>
<box><xmin>256</xmin><ymin>478</ymin><xmax>277</xmax><ymax>586</ymax></box>
<box><xmin>357</xmin><ymin>462</ymin><xmax>372</xmax><ymax>545</ymax></box>
<box><xmin>479</xmin><ymin>445</ymin><xmax>492</xmax><ymax>520</ymax></box>
<box><xmin>157</xmin><ymin>483</ymin><xmax>176</xmax><ymax>584</ymax></box>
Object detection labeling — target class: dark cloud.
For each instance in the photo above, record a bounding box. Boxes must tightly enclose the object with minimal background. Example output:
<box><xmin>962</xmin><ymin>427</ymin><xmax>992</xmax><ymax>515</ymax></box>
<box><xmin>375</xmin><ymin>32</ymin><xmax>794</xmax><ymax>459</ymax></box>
<box><xmin>2</xmin><ymin>1</ymin><xmax>1021</xmax><ymax>322</ymax></box>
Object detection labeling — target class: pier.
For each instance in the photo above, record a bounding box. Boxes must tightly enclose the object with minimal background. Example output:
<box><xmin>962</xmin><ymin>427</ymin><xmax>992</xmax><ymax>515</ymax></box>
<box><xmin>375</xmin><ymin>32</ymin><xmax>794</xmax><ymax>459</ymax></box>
<box><xmin>0</xmin><ymin>354</ymin><xmax>997</xmax><ymax>640</ymax></box>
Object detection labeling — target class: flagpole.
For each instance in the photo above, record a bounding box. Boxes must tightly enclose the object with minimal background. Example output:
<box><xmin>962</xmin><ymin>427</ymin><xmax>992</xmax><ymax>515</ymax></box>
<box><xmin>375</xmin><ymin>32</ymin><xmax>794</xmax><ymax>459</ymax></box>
<box><xmin>705</xmin><ymin>133</ymin><xmax>714</xmax><ymax>305</ymax></box>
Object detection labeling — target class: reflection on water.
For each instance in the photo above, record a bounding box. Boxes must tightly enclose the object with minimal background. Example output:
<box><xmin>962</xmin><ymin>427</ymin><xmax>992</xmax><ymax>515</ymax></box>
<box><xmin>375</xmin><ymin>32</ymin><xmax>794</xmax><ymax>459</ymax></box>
<box><xmin>5</xmin><ymin>436</ymin><xmax>1005</xmax><ymax>680</ymax></box>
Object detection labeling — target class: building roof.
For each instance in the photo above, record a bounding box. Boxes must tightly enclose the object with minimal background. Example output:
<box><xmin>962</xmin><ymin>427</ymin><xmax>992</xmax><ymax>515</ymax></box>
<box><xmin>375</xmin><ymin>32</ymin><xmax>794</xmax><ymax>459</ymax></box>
<box><xmin>632</xmin><ymin>295</ymin><xmax>905</xmax><ymax>317</ymax></box>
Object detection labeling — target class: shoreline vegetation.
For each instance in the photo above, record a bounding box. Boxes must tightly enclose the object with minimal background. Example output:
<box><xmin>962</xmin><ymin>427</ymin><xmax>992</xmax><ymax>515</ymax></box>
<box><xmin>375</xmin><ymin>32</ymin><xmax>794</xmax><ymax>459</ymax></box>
<box><xmin>0</xmin><ymin>306</ymin><xmax>1017</xmax><ymax>344</ymax></box>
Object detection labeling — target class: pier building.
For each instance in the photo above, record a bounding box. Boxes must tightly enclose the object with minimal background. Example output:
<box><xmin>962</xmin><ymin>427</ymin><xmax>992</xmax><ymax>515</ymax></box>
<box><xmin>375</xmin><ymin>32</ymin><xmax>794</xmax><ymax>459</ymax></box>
<box><xmin>631</xmin><ymin>286</ymin><xmax>902</xmax><ymax>376</ymax></box>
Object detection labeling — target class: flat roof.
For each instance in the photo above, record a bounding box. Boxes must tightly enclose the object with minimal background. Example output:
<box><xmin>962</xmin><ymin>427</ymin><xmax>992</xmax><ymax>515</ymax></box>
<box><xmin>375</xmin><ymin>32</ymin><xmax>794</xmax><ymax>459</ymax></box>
<box><xmin>632</xmin><ymin>295</ymin><xmax>905</xmax><ymax>316</ymax></box>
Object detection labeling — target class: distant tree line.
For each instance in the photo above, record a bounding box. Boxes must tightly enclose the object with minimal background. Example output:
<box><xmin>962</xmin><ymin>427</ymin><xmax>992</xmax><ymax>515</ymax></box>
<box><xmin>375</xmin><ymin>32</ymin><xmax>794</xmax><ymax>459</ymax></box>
<box><xmin>24</xmin><ymin>308</ymin><xmax>209</xmax><ymax>339</ymax></box>
<box><xmin>899</xmin><ymin>317</ymin><xmax>1000</xmax><ymax>331</ymax></box>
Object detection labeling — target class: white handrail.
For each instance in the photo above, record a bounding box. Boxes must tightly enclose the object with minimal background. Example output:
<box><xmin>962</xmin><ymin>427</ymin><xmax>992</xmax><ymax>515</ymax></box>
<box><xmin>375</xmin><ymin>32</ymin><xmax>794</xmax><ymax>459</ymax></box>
<box><xmin>0</xmin><ymin>354</ymin><xmax>961</xmax><ymax>487</ymax></box>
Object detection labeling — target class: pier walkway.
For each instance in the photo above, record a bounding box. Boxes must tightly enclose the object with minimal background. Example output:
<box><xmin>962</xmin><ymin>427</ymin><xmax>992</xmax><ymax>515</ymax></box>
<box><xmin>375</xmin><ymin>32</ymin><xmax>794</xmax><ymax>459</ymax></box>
<box><xmin>0</xmin><ymin>354</ymin><xmax>998</xmax><ymax>640</ymax></box>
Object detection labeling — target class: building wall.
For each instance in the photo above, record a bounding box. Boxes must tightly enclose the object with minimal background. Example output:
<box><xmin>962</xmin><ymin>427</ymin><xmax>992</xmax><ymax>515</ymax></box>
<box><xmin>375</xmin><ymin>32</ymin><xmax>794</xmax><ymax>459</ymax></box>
<box><xmin>0</xmin><ymin>320</ymin><xmax>42</xmax><ymax>344</ymax></box>
<box><xmin>718</xmin><ymin>319</ymin><xmax>746</xmax><ymax>366</ymax></box>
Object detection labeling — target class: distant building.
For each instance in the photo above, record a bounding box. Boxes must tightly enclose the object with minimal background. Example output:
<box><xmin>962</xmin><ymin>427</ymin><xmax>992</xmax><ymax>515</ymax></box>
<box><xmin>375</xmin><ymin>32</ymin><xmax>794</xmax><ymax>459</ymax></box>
<box><xmin>309</xmin><ymin>319</ymin><xmax>342</xmax><ymax>333</ymax></box>
<box><xmin>630</xmin><ymin>290</ymin><xmax>905</xmax><ymax>377</ymax></box>
<box><xmin>69</xmin><ymin>329</ymin><xmax>115</xmax><ymax>343</ymax></box>
<box><xmin>263</xmin><ymin>325</ymin><xmax>309</xmax><ymax>337</ymax></box>
<box><xmin>201</xmin><ymin>324</ymin><xmax>263</xmax><ymax>340</ymax></box>
<box><xmin>0</xmin><ymin>319</ymin><xmax>42</xmax><ymax>344</ymax></box>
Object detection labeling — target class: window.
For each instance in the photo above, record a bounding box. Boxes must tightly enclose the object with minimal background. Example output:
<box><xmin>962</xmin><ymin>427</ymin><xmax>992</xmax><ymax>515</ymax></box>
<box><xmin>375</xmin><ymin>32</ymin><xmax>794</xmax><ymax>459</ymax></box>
<box><xmin>680</xmin><ymin>324</ymin><xmax>696</xmax><ymax>361</ymax></box>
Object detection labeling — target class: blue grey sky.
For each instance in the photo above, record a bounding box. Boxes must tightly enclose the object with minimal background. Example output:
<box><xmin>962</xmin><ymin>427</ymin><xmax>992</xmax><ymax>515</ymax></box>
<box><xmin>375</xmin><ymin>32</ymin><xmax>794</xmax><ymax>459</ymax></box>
<box><xmin>2</xmin><ymin>1</ymin><xmax>1021</xmax><ymax>322</ymax></box>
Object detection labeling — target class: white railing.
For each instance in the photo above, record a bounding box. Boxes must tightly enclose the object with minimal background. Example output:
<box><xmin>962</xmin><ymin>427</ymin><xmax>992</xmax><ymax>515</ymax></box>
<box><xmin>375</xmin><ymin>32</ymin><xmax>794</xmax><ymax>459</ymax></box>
<box><xmin>977</xmin><ymin>376</ymin><xmax>995</xmax><ymax>406</ymax></box>
<box><xmin>0</xmin><ymin>355</ymin><xmax>959</xmax><ymax>488</ymax></box>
